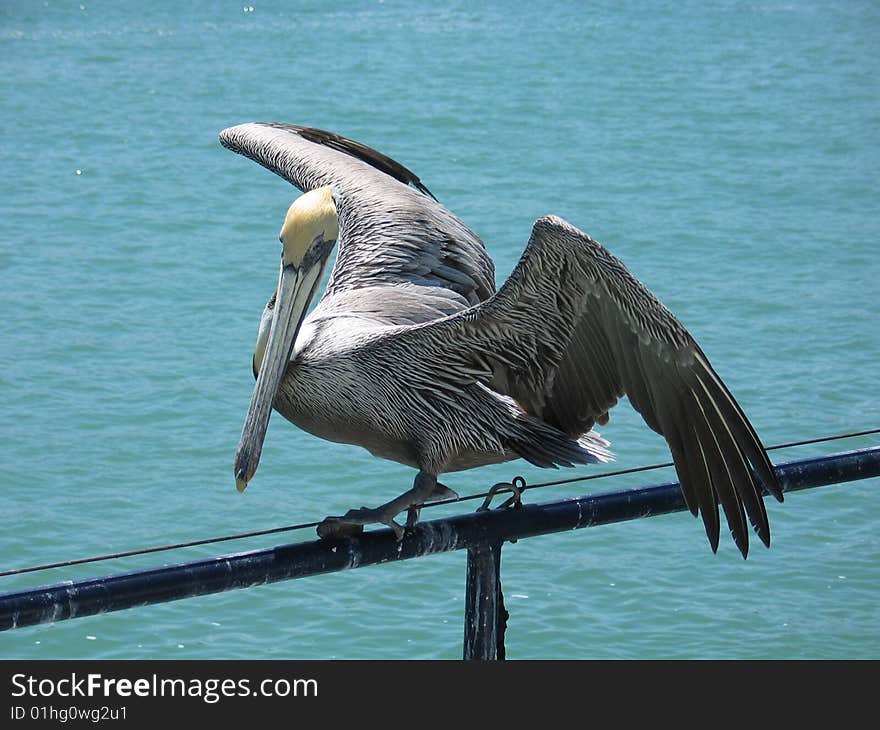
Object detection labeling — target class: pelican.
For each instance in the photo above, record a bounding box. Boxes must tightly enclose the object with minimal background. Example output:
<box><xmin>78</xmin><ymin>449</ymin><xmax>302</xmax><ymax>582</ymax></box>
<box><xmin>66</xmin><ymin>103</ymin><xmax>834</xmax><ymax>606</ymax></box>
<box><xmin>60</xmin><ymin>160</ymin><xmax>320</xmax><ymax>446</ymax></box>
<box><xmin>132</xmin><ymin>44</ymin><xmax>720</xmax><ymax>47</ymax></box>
<box><xmin>223</xmin><ymin>122</ymin><xmax>783</xmax><ymax>557</ymax></box>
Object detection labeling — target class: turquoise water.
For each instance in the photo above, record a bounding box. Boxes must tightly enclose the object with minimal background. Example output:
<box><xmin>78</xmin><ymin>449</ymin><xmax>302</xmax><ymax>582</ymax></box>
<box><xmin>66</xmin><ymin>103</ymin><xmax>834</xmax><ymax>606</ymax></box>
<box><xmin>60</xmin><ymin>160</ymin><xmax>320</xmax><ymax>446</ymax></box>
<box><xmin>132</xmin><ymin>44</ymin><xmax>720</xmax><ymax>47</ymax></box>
<box><xmin>1</xmin><ymin>0</ymin><xmax>878</xmax><ymax>659</ymax></box>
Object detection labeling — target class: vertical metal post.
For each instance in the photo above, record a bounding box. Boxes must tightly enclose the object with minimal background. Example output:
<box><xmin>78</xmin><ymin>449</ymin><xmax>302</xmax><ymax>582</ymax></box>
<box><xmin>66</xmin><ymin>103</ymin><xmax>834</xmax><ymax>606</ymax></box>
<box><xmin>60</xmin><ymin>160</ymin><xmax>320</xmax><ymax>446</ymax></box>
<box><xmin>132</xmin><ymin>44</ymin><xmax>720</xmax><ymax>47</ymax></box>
<box><xmin>463</xmin><ymin>539</ymin><xmax>508</xmax><ymax>660</ymax></box>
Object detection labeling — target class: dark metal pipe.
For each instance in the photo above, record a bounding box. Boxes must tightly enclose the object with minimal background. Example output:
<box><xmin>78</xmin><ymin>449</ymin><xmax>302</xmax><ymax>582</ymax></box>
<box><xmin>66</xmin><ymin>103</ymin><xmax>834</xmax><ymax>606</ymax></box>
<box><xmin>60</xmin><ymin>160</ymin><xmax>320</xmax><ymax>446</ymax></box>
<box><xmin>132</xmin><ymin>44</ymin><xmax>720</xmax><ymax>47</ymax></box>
<box><xmin>1</xmin><ymin>445</ymin><xmax>878</xmax><ymax>632</ymax></box>
<box><xmin>463</xmin><ymin>541</ymin><xmax>505</xmax><ymax>660</ymax></box>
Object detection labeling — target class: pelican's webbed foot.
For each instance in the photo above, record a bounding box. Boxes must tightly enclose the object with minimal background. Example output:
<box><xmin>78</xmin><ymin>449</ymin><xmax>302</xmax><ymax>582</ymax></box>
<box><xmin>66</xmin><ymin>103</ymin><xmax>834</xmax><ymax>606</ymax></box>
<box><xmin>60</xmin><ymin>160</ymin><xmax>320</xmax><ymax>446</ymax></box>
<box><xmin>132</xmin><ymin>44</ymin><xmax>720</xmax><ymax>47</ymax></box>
<box><xmin>317</xmin><ymin>471</ymin><xmax>458</xmax><ymax>541</ymax></box>
<box><xmin>317</xmin><ymin>505</ymin><xmax>402</xmax><ymax>540</ymax></box>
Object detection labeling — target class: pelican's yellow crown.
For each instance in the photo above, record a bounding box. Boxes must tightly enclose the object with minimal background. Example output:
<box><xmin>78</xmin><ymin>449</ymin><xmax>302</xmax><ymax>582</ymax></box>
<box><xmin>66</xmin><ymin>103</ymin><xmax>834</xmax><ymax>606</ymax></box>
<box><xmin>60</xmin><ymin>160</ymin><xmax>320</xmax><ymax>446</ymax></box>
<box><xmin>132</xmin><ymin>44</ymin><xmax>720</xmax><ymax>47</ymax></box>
<box><xmin>279</xmin><ymin>186</ymin><xmax>338</xmax><ymax>267</ymax></box>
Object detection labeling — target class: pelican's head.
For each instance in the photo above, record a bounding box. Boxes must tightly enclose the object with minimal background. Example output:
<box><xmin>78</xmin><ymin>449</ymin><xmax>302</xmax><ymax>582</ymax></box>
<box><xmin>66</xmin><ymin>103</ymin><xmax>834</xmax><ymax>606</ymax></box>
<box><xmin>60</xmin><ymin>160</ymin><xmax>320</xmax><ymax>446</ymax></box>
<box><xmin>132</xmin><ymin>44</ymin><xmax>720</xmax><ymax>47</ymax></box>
<box><xmin>234</xmin><ymin>186</ymin><xmax>338</xmax><ymax>492</ymax></box>
<box><xmin>279</xmin><ymin>186</ymin><xmax>339</xmax><ymax>268</ymax></box>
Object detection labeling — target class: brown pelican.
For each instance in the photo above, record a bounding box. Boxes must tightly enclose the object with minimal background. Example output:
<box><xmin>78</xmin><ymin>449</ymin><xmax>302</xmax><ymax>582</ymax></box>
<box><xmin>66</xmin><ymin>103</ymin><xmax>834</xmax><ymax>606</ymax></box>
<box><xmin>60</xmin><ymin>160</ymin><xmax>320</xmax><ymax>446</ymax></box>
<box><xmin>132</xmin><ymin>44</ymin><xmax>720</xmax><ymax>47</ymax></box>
<box><xmin>222</xmin><ymin>122</ymin><xmax>783</xmax><ymax>558</ymax></box>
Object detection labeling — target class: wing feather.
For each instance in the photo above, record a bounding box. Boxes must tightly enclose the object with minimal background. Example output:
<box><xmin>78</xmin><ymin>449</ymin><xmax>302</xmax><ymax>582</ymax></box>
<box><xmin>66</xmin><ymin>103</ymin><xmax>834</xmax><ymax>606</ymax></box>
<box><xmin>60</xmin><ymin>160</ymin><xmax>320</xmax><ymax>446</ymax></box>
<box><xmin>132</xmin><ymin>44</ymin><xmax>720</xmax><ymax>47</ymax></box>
<box><xmin>367</xmin><ymin>214</ymin><xmax>781</xmax><ymax>556</ymax></box>
<box><xmin>219</xmin><ymin>122</ymin><xmax>496</xmax><ymax>307</ymax></box>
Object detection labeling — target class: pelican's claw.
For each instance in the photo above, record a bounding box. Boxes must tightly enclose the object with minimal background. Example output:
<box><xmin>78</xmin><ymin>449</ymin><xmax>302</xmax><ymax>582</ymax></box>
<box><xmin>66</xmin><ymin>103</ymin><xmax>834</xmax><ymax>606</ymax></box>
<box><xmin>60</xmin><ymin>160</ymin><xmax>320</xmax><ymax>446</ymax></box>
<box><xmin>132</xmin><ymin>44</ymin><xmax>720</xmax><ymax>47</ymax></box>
<box><xmin>316</xmin><ymin>518</ymin><xmax>365</xmax><ymax>540</ymax></box>
<box><xmin>317</xmin><ymin>506</ymin><xmax>405</xmax><ymax>540</ymax></box>
<box><xmin>316</xmin><ymin>471</ymin><xmax>455</xmax><ymax>542</ymax></box>
<box><xmin>478</xmin><ymin>476</ymin><xmax>527</xmax><ymax>512</ymax></box>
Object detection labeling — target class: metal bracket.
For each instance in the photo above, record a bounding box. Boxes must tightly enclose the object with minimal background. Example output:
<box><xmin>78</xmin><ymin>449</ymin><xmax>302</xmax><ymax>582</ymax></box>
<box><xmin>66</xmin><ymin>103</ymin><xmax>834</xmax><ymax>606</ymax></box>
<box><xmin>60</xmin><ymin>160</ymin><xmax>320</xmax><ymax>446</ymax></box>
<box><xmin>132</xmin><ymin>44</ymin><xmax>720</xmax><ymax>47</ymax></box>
<box><xmin>478</xmin><ymin>475</ymin><xmax>527</xmax><ymax>512</ymax></box>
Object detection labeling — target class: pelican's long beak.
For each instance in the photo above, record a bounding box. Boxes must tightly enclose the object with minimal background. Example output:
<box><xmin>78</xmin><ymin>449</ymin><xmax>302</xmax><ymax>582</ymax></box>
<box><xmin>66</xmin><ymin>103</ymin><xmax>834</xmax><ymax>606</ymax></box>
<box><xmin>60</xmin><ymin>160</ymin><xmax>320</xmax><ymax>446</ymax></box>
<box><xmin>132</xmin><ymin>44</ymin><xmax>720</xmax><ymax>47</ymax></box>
<box><xmin>234</xmin><ymin>249</ymin><xmax>330</xmax><ymax>492</ymax></box>
<box><xmin>234</xmin><ymin>186</ymin><xmax>338</xmax><ymax>492</ymax></box>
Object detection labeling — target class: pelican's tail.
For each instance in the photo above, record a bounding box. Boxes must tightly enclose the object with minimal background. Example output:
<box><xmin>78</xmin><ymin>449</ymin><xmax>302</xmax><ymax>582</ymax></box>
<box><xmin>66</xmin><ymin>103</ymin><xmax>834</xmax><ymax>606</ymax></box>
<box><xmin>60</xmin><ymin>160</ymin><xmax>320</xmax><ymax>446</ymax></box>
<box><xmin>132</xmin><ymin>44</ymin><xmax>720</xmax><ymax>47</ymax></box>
<box><xmin>507</xmin><ymin>415</ymin><xmax>613</xmax><ymax>469</ymax></box>
<box><xmin>578</xmin><ymin>431</ymin><xmax>614</xmax><ymax>463</ymax></box>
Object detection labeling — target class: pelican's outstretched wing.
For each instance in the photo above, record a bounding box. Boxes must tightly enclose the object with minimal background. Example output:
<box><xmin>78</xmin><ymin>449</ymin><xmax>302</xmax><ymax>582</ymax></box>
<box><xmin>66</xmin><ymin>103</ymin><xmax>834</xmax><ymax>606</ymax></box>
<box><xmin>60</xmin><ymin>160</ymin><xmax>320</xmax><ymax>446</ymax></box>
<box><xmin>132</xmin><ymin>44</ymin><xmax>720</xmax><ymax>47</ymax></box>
<box><xmin>219</xmin><ymin>123</ymin><xmax>495</xmax><ymax>306</ymax></box>
<box><xmin>373</xmin><ymin>215</ymin><xmax>783</xmax><ymax>557</ymax></box>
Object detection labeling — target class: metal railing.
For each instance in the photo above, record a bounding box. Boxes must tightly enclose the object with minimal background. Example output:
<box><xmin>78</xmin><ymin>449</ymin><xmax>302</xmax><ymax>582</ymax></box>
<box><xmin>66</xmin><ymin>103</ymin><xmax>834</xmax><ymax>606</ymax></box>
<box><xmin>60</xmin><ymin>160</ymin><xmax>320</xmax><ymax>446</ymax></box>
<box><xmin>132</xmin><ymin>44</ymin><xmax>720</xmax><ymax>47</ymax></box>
<box><xmin>1</xmin><ymin>445</ymin><xmax>878</xmax><ymax>658</ymax></box>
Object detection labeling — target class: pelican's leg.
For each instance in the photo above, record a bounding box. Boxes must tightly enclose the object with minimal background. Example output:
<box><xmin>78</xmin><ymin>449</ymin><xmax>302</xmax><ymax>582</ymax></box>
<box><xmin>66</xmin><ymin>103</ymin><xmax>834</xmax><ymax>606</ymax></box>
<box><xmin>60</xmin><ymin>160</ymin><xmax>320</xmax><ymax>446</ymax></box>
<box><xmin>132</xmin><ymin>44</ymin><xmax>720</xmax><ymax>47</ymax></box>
<box><xmin>405</xmin><ymin>481</ymin><xmax>458</xmax><ymax>528</ymax></box>
<box><xmin>317</xmin><ymin>471</ymin><xmax>455</xmax><ymax>540</ymax></box>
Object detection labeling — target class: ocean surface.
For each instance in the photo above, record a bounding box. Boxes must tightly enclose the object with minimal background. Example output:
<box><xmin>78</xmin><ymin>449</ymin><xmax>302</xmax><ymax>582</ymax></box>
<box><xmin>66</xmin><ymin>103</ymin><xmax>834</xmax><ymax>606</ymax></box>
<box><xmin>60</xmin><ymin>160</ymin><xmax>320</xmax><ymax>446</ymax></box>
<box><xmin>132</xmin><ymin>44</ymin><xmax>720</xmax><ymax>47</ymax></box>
<box><xmin>1</xmin><ymin>0</ymin><xmax>878</xmax><ymax>660</ymax></box>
